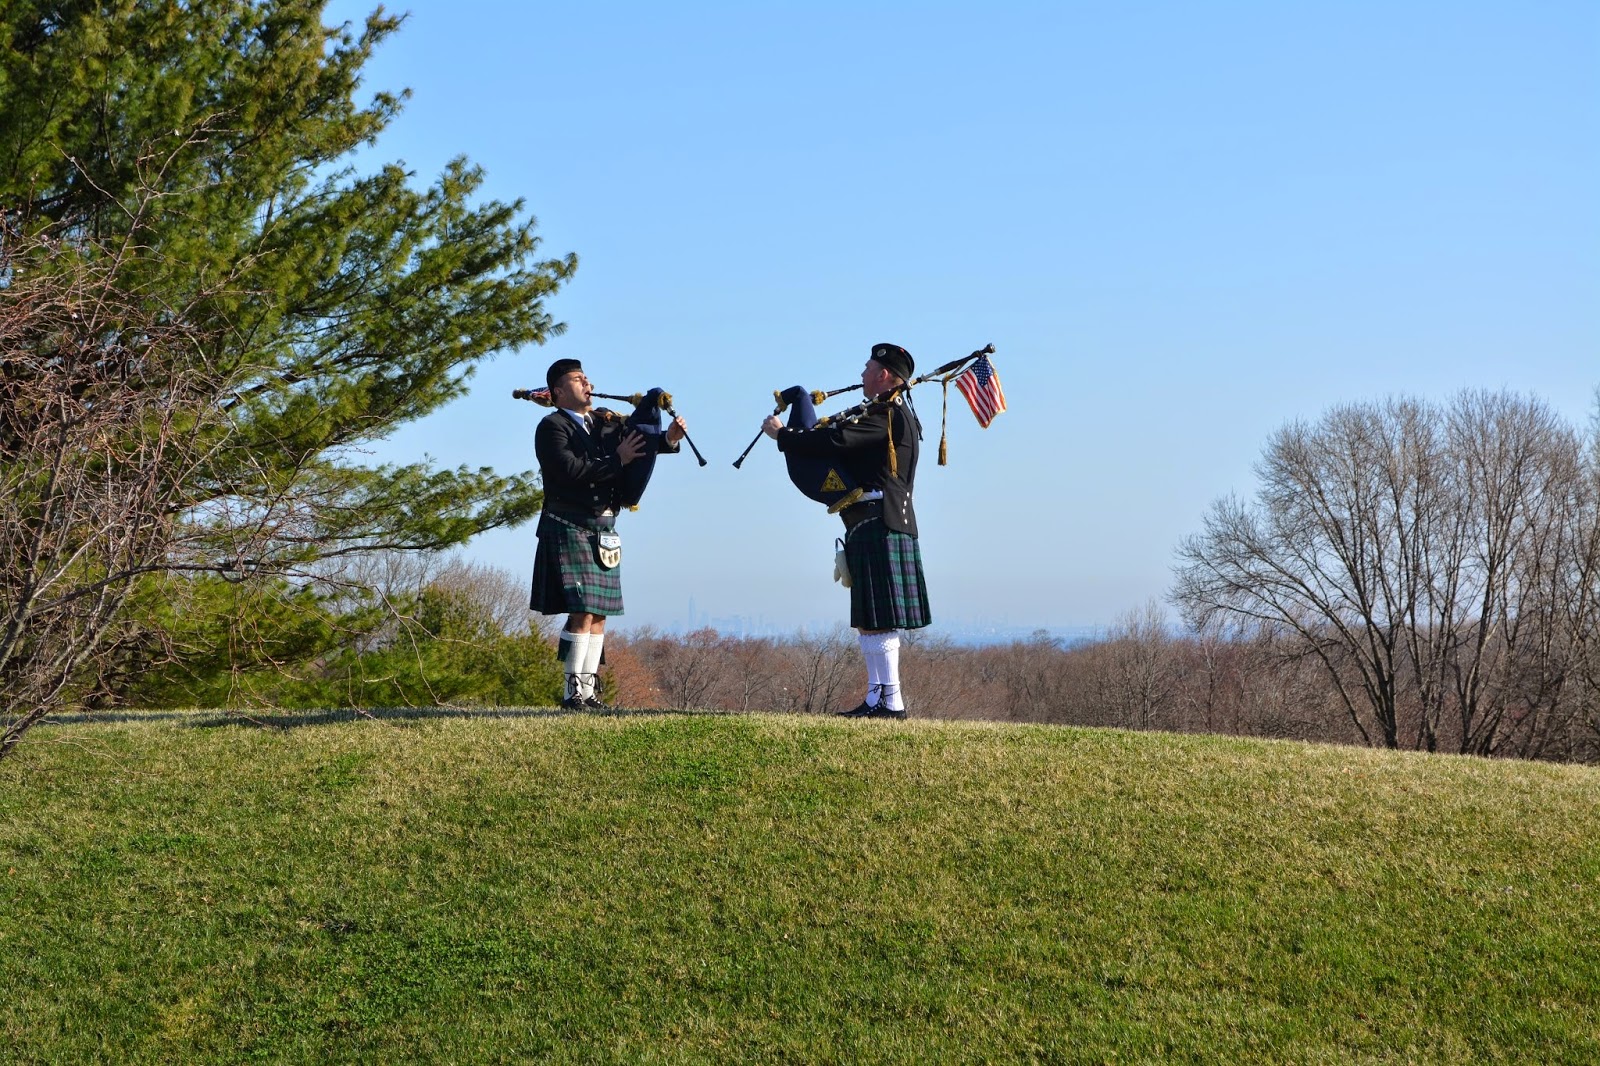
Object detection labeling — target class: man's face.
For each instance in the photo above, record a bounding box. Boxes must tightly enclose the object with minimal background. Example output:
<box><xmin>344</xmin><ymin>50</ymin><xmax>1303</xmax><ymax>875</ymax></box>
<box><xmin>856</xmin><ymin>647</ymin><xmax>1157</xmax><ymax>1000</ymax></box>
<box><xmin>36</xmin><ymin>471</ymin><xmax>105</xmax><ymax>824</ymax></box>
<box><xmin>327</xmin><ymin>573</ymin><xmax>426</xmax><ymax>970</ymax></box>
<box><xmin>861</xmin><ymin>358</ymin><xmax>896</xmax><ymax>397</ymax></box>
<box><xmin>552</xmin><ymin>370</ymin><xmax>592</xmax><ymax>411</ymax></box>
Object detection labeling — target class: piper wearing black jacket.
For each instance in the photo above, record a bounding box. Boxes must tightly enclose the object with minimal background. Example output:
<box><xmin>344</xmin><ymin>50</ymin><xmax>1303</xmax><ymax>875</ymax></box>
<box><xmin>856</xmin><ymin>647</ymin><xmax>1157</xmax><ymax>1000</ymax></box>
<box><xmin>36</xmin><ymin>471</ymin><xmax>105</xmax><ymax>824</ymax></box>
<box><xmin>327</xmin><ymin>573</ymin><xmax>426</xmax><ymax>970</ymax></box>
<box><xmin>762</xmin><ymin>343</ymin><xmax>931</xmax><ymax>719</ymax></box>
<box><xmin>530</xmin><ymin>357</ymin><xmax>685</xmax><ymax>710</ymax></box>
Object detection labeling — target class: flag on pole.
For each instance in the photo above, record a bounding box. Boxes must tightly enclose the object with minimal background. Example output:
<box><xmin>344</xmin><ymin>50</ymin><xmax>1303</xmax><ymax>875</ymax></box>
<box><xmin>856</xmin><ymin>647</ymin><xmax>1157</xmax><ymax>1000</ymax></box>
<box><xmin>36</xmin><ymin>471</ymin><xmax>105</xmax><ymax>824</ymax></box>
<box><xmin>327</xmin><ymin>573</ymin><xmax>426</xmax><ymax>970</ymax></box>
<box><xmin>955</xmin><ymin>353</ymin><xmax>1007</xmax><ymax>428</ymax></box>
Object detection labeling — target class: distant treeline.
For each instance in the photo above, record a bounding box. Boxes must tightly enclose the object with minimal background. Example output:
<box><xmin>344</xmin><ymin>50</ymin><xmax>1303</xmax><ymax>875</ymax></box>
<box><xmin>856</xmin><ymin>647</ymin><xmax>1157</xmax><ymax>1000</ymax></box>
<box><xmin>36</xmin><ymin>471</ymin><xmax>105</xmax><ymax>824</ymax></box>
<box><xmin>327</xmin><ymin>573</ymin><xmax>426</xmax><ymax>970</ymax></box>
<box><xmin>610</xmin><ymin>606</ymin><xmax>1598</xmax><ymax>763</ymax></box>
<box><xmin>68</xmin><ymin>553</ymin><xmax>1600</xmax><ymax>763</ymax></box>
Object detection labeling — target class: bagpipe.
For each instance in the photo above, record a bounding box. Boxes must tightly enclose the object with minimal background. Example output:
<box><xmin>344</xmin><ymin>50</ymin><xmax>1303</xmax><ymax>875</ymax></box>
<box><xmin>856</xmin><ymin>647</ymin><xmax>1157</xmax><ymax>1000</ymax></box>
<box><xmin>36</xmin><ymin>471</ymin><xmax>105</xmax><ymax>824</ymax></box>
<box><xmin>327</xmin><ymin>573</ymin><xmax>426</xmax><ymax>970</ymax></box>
<box><xmin>512</xmin><ymin>386</ymin><xmax>706</xmax><ymax>508</ymax></box>
<box><xmin>731</xmin><ymin>344</ymin><xmax>997</xmax><ymax>512</ymax></box>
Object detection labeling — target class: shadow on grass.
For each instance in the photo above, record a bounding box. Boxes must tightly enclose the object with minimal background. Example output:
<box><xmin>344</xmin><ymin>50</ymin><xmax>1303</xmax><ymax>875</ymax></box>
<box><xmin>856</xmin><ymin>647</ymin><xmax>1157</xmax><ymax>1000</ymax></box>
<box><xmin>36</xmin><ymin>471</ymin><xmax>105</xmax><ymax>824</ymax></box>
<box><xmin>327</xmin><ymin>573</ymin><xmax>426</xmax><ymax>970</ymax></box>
<box><xmin>35</xmin><ymin>705</ymin><xmax>738</xmax><ymax>731</ymax></box>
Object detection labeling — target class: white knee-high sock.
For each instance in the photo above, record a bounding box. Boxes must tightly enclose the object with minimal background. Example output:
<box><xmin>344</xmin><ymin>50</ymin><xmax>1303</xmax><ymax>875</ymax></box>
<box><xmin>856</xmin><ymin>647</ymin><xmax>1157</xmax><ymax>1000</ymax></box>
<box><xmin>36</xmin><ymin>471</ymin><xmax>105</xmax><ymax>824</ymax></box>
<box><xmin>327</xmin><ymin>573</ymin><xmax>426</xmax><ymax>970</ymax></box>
<box><xmin>562</xmin><ymin>632</ymin><xmax>590</xmax><ymax>701</ymax></box>
<box><xmin>859</xmin><ymin>631</ymin><xmax>904</xmax><ymax>709</ymax></box>
<box><xmin>878</xmin><ymin>631</ymin><xmax>904</xmax><ymax>710</ymax></box>
<box><xmin>579</xmin><ymin>632</ymin><xmax>606</xmax><ymax>699</ymax></box>
<box><xmin>858</xmin><ymin>632</ymin><xmax>884</xmax><ymax>705</ymax></box>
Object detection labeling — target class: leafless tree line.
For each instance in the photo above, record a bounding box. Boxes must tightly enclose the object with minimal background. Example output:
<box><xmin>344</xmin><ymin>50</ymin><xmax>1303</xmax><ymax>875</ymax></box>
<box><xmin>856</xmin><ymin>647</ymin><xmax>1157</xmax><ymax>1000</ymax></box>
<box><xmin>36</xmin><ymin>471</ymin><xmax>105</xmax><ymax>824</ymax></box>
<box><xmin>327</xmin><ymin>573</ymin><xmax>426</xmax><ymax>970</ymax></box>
<box><xmin>607</xmin><ymin>626</ymin><xmax>860</xmax><ymax>716</ymax></box>
<box><xmin>593</xmin><ymin>609</ymin><xmax>1359</xmax><ymax>743</ymax></box>
<box><xmin>1173</xmin><ymin>390</ymin><xmax>1600</xmax><ymax>761</ymax></box>
<box><xmin>598</xmin><ymin>590</ymin><xmax>1596</xmax><ymax>762</ymax></box>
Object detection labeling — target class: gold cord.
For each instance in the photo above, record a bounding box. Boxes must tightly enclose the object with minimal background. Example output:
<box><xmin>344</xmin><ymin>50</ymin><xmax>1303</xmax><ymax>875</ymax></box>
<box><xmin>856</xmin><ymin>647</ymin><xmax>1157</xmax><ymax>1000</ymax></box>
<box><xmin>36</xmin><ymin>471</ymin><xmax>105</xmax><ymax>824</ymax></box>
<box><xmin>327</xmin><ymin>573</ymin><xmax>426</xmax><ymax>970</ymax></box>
<box><xmin>885</xmin><ymin>390</ymin><xmax>901</xmax><ymax>478</ymax></box>
<box><xmin>939</xmin><ymin>380</ymin><xmax>950</xmax><ymax>465</ymax></box>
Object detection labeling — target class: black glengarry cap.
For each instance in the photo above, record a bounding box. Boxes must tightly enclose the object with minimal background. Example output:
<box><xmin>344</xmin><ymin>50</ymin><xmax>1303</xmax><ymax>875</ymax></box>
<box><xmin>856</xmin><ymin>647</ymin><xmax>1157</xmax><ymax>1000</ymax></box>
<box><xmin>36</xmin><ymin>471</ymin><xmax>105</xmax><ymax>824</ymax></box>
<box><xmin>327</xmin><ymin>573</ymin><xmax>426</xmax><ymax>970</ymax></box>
<box><xmin>870</xmin><ymin>343</ymin><xmax>914</xmax><ymax>382</ymax></box>
<box><xmin>546</xmin><ymin>358</ymin><xmax>584</xmax><ymax>391</ymax></box>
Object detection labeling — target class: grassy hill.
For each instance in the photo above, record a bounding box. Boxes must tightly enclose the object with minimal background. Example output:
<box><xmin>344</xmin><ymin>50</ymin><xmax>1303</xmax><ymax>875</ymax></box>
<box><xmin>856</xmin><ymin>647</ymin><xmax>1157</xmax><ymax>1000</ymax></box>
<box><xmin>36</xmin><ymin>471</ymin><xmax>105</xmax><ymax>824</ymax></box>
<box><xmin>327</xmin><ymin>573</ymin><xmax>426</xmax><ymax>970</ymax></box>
<box><xmin>3</xmin><ymin>710</ymin><xmax>1597</xmax><ymax>1064</ymax></box>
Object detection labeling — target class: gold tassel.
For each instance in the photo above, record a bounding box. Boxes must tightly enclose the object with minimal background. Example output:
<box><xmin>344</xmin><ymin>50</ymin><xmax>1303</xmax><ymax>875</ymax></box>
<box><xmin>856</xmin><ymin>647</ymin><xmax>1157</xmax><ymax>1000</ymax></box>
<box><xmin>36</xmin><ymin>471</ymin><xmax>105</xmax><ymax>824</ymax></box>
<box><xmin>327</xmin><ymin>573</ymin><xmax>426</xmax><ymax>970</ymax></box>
<box><xmin>939</xmin><ymin>381</ymin><xmax>950</xmax><ymax>465</ymax></box>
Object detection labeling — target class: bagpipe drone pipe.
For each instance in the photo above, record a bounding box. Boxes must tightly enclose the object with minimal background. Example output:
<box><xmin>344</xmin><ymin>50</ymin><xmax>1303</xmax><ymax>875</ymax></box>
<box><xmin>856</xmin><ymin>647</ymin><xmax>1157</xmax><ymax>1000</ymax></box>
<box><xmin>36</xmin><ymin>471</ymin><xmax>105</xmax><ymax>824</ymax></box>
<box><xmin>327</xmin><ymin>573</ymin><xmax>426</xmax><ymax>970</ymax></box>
<box><xmin>511</xmin><ymin>386</ymin><xmax>706</xmax><ymax>508</ymax></box>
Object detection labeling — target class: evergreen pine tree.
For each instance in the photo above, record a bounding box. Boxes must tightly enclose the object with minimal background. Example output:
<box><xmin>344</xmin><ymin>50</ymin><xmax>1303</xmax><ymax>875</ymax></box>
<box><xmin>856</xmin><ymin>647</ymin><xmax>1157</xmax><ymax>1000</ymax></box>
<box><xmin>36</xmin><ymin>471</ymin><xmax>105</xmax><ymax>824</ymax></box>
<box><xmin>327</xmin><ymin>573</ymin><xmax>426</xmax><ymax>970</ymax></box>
<box><xmin>1</xmin><ymin>2</ymin><xmax>573</xmax><ymax>751</ymax></box>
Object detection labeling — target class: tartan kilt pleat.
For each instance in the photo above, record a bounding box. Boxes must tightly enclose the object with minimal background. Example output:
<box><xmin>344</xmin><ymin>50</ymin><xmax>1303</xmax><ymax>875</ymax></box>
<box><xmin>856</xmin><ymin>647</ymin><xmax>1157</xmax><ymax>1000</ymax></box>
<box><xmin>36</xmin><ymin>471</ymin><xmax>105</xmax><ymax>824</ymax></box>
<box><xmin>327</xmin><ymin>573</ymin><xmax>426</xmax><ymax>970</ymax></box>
<box><xmin>844</xmin><ymin>521</ymin><xmax>931</xmax><ymax>630</ymax></box>
<box><xmin>529</xmin><ymin>513</ymin><xmax>624</xmax><ymax>616</ymax></box>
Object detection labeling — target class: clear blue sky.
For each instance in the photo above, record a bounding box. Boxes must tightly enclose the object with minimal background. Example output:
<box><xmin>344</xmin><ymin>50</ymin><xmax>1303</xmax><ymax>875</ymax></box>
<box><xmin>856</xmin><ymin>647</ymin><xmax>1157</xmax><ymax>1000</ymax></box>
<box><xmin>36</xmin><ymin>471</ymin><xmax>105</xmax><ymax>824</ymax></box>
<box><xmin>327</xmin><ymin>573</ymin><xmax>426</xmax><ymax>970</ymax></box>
<box><xmin>323</xmin><ymin>0</ymin><xmax>1598</xmax><ymax>638</ymax></box>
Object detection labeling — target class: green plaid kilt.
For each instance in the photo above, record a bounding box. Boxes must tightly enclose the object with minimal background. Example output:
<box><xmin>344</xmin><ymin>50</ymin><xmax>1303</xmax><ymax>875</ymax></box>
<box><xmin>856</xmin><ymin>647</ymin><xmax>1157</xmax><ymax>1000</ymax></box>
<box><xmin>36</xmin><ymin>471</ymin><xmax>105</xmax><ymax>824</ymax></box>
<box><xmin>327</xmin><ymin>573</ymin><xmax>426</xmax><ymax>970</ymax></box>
<box><xmin>528</xmin><ymin>512</ymin><xmax>624</xmax><ymax>616</ymax></box>
<box><xmin>843</xmin><ymin>520</ymin><xmax>931</xmax><ymax>630</ymax></box>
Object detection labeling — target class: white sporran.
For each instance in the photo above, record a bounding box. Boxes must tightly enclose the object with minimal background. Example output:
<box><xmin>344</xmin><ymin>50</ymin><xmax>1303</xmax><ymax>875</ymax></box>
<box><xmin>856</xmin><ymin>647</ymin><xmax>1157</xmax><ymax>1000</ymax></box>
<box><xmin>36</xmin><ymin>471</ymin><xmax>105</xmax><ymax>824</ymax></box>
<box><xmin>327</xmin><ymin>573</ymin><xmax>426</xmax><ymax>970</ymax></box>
<box><xmin>596</xmin><ymin>531</ymin><xmax>622</xmax><ymax>570</ymax></box>
<box><xmin>833</xmin><ymin>537</ymin><xmax>852</xmax><ymax>588</ymax></box>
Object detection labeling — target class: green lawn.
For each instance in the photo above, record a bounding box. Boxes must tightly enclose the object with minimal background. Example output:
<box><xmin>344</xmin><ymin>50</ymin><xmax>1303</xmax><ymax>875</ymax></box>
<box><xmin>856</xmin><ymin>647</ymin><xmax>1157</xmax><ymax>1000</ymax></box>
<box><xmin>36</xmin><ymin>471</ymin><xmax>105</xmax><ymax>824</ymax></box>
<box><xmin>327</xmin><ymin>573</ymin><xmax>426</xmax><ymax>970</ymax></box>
<box><xmin>3</xmin><ymin>710</ymin><xmax>1597</xmax><ymax>1063</ymax></box>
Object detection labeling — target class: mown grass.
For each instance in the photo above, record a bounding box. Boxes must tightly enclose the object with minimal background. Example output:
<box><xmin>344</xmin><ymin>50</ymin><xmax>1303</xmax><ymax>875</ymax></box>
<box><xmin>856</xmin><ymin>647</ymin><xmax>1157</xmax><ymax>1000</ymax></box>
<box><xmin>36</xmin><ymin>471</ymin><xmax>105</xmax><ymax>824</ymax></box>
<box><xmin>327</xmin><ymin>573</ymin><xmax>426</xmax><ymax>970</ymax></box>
<box><xmin>2</xmin><ymin>709</ymin><xmax>1597</xmax><ymax>1064</ymax></box>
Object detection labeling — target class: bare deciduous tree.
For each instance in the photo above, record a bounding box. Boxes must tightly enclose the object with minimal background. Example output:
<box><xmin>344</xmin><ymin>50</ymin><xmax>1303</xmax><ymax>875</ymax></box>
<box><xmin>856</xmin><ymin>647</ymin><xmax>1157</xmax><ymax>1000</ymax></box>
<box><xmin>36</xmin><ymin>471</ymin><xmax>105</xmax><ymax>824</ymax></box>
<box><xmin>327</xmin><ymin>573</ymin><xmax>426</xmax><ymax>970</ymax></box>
<box><xmin>723</xmin><ymin>635</ymin><xmax>781</xmax><ymax>714</ymax></box>
<box><xmin>644</xmin><ymin>627</ymin><xmax>727</xmax><ymax>711</ymax></box>
<box><xmin>902</xmin><ymin>633</ymin><xmax>1002</xmax><ymax>720</ymax></box>
<box><xmin>1174</xmin><ymin>390</ymin><xmax>1600</xmax><ymax>756</ymax></box>
<box><xmin>774</xmin><ymin>627</ymin><xmax>858</xmax><ymax>716</ymax></box>
<box><xmin>2</xmin><ymin>223</ymin><xmax>243</xmax><ymax>756</ymax></box>
<box><xmin>1096</xmin><ymin>600</ymin><xmax>1176</xmax><ymax>730</ymax></box>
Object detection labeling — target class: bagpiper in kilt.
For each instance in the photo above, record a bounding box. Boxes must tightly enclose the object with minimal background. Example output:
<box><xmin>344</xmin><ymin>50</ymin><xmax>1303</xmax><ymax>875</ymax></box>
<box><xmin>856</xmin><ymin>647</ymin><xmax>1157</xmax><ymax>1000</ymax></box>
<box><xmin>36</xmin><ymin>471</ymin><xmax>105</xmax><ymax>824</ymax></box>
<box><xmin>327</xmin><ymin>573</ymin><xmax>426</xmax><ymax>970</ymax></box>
<box><xmin>531</xmin><ymin>357</ymin><xmax>686</xmax><ymax>711</ymax></box>
<box><xmin>763</xmin><ymin>342</ymin><xmax>930</xmax><ymax>719</ymax></box>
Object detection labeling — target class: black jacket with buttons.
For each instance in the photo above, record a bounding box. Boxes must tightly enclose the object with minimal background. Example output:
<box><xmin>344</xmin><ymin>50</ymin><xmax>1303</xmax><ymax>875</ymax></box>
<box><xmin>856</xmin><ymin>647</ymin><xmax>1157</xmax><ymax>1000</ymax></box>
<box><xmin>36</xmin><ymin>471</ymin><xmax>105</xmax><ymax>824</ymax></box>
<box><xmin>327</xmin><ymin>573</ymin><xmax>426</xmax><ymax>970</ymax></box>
<box><xmin>536</xmin><ymin>409</ymin><xmax>678</xmax><ymax>519</ymax></box>
<box><xmin>776</xmin><ymin>397</ymin><xmax>921</xmax><ymax>536</ymax></box>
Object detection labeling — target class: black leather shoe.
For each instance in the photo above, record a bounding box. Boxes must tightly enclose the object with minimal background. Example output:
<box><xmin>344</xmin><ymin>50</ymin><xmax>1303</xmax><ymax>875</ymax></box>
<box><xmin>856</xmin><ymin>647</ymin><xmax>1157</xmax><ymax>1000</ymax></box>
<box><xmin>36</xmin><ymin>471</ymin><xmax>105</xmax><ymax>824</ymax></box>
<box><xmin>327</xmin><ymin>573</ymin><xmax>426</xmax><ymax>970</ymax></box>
<box><xmin>560</xmin><ymin>696</ymin><xmax>587</xmax><ymax>711</ymax></box>
<box><xmin>836</xmin><ymin>701</ymin><xmax>876</xmax><ymax>717</ymax></box>
<box><xmin>863</xmin><ymin>705</ymin><xmax>907</xmax><ymax>720</ymax></box>
<box><xmin>583</xmin><ymin>695</ymin><xmax>610</xmax><ymax>711</ymax></box>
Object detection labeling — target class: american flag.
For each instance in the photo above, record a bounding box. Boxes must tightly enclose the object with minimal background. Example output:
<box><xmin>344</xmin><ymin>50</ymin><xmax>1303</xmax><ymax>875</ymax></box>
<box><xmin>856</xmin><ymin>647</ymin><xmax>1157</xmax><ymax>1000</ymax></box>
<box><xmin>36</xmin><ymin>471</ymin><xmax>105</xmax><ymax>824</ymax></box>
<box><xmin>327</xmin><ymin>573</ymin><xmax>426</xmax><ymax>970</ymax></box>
<box><xmin>955</xmin><ymin>354</ymin><xmax>1007</xmax><ymax>428</ymax></box>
